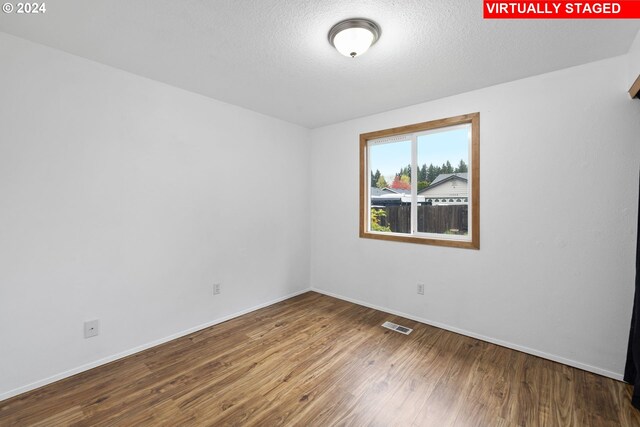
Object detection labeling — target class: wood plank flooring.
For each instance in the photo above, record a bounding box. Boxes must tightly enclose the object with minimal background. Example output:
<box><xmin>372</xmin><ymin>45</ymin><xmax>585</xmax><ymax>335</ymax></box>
<box><xmin>1</xmin><ymin>291</ymin><xmax>639</xmax><ymax>426</ymax></box>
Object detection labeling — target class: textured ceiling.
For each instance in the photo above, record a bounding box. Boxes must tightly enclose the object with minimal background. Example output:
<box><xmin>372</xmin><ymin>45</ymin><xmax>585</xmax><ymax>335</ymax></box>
<box><xmin>1</xmin><ymin>1</ymin><xmax>638</xmax><ymax>128</ymax></box>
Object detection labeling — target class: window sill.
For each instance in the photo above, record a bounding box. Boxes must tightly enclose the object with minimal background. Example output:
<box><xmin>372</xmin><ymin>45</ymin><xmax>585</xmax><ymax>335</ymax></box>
<box><xmin>359</xmin><ymin>230</ymin><xmax>480</xmax><ymax>249</ymax></box>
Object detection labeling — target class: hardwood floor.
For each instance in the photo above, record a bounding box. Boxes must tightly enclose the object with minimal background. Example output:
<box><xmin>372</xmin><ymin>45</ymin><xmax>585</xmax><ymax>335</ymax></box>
<box><xmin>1</xmin><ymin>291</ymin><xmax>639</xmax><ymax>426</ymax></box>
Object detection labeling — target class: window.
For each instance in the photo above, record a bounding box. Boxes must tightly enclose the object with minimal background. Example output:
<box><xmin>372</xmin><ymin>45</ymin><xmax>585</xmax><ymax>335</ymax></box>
<box><xmin>360</xmin><ymin>113</ymin><xmax>479</xmax><ymax>249</ymax></box>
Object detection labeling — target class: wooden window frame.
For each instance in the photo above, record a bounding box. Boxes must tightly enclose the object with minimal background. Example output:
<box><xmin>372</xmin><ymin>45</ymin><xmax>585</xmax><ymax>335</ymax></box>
<box><xmin>359</xmin><ymin>112</ymin><xmax>480</xmax><ymax>249</ymax></box>
<box><xmin>630</xmin><ymin>74</ymin><xmax>640</xmax><ymax>99</ymax></box>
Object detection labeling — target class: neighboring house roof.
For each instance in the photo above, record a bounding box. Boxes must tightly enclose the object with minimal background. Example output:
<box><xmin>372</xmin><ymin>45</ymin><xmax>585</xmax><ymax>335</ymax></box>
<box><xmin>370</xmin><ymin>187</ymin><xmax>387</xmax><ymax>197</ymax></box>
<box><xmin>424</xmin><ymin>173</ymin><xmax>468</xmax><ymax>189</ymax></box>
<box><xmin>370</xmin><ymin>187</ymin><xmax>406</xmax><ymax>196</ymax></box>
<box><xmin>372</xmin><ymin>175</ymin><xmax>466</xmax><ymax>198</ymax></box>
<box><xmin>371</xmin><ymin>186</ymin><xmax>424</xmax><ymax>206</ymax></box>
<box><xmin>417</xmin><ymin>172</ymin><xmax>468</xmax><ymax>203</ymax></box>
<box><xmin>385</xmin><ymin>187</ymin><xmax>410</xmax><ymax>195</ymax></box>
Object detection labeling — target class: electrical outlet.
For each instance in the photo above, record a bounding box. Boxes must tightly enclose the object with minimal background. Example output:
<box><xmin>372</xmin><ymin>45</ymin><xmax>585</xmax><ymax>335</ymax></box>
<box><xmin>417</xmin><ymin>283</ymin><xmax>425</xmax><ymax>295</ymax></box>
<box><xmin>84</xmin><ymin>319</ymin><xmax>100</xmax><ymax>338</ymax></box>
<box><xmin>213</xmin><ymin>283</ymin><xmax>221</xmax><ymax>295</ymax></box>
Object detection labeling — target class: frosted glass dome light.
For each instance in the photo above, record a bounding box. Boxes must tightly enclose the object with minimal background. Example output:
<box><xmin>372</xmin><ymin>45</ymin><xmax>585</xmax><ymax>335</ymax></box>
<box><xmin>328</xmin><ymin>19</ymin><xmax>381</xmax><ymax>58</ymax></box>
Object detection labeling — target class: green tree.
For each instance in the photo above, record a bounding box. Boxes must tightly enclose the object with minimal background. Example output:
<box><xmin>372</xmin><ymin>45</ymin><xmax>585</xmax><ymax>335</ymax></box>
<box><xmin>398</xmin><ymin>164</ymin><xmax>411</xmax><ymax>179</ymax></box>
<box><xmin>455</xmin><ymin>159</ymin><xmax>468</xmax><ymax>173</ymax></box>
<box><xmin>418</xmin><ymin>164</ymin><xmax>427</xmax><ymax>182</ymax></box>
<box><xmin>370</xmin><ymin>208</ymin><xmax>391</xmax><ymax>232</ymax></box>
<box><xmin>376</xmin><ymin>175</ymin><xmax>388</xmax><ymax>189</ymax></box>
<box><xmin>441</xmin><ymin>161</ymin><xmax>453</xmax><ymax>174</ymax></box>
<box><xmin>371</xmin><ymin>169</ymin><xmax>382</xmax><ymax>187</ymax></box>
<box><xmin>427</xmin><ymin>164</ymin><xmax>441</xmax><ymax>182</ymax></box>
<box><xmin>417</xmin><ymin>181</ymin><xmax>430</xmax><ymax>191</ymax></box>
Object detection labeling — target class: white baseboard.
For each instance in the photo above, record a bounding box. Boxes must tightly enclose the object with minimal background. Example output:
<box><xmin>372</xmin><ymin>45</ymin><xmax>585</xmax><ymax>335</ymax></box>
<box><xmin>311</xmin><ymin>287</ymin><xmax>624</xmax><ymax>381</ymax></box>
<box><xmin>0</xmin><ymin>288</ymin><xmax>311</xmax><ymax>402</ymax></box>
<box><xmin>2</xmin><ymin>286</ymin><xmax>622</xmax><ymax>402</ymax></box>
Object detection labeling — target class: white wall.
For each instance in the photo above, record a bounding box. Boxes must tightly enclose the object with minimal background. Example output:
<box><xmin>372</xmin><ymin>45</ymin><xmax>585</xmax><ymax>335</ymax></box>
<box><xmin>0</xmin><ymin>32</ymin><xmax>310</xmax><ymax>399</ymax></box>
<box><xmin>628</xmin><ymin>29</ymin><xmax>640</xmax><ymax>90</ymax></box>
<box><xmin>310</xmin><ymin>55</ymin><xmax>640</xmax><ymax>379</ymax></box>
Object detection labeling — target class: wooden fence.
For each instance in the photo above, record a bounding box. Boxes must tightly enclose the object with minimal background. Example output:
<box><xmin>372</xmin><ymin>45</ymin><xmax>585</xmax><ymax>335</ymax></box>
<box><xmin>376</xmin><ymin>205</ymin><xmax>468</xmax><ymax>234</ymax></box>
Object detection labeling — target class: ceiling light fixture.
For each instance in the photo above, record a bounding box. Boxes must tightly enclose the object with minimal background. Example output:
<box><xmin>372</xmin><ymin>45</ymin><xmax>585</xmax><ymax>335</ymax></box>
<box><xmin>328</xmin><ymin>18</ymin><xmax>381</xmax><ymax>58</ymax></box>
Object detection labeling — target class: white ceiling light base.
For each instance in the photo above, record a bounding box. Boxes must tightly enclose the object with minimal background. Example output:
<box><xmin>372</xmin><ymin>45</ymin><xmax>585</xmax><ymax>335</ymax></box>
<box><xmin>328</xmin><ymin>18</ymin><xmax>381</xmax><ymax>58</ymax></box>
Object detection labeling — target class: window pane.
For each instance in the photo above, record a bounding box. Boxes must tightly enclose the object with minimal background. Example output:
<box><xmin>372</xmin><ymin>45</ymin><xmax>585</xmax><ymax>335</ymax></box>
<box><xmin>360</xmin><ymin>113</ymin><xmax>479</xmax><ymax>248</ymax></box>
<box><xmin>368</xmin><ymin>138</ymin><xmax>411</xmax><ymax>234</ymax></box>
<box><xmin>416</xmin><ymin>125</ymin><xmax>470</xmax><ymax>236</ymax></box>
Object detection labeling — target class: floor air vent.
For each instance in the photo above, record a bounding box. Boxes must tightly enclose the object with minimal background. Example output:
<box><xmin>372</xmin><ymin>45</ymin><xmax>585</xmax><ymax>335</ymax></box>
<box><xmin>381</xmin><ymin>321</ymin><xmax>413</xmax><ymax>335</ymax></box>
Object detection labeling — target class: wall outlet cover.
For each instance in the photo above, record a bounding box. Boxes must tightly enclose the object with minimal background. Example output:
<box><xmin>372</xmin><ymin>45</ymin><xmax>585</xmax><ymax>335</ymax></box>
<box><xmin>84</xmin><ymin>319</ymin><xmax>100</xmax><ymax>338</ymax></box>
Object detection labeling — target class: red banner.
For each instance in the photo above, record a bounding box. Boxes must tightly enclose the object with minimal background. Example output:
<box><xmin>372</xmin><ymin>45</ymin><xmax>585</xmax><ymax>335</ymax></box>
<box><xmin>484</xmin><ymin>1</ymin><xmax>640</xmax><ymax>18</ymax></box>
